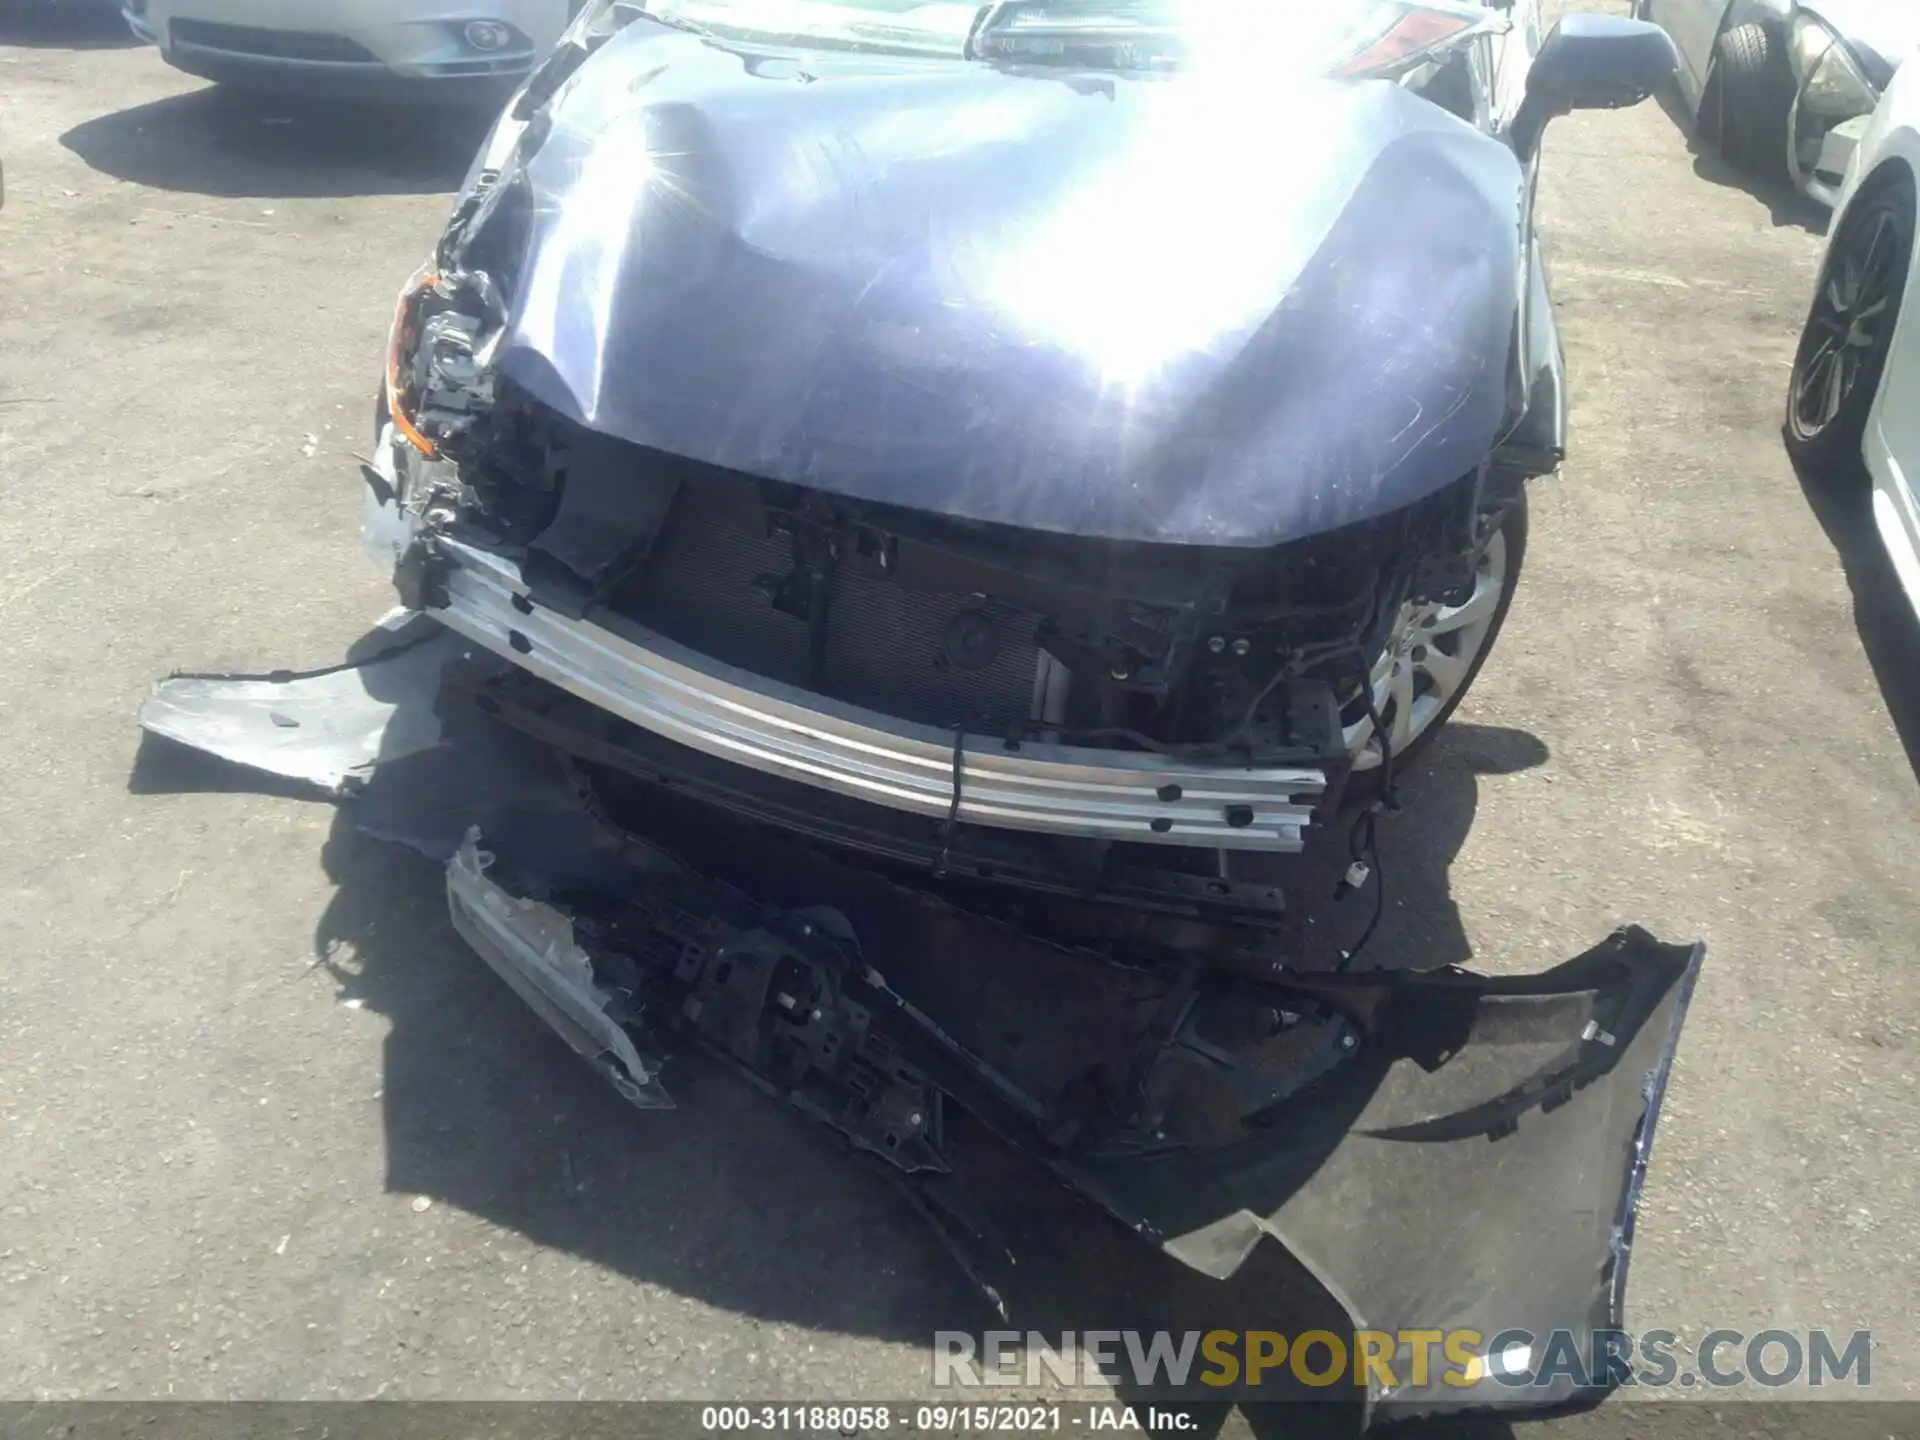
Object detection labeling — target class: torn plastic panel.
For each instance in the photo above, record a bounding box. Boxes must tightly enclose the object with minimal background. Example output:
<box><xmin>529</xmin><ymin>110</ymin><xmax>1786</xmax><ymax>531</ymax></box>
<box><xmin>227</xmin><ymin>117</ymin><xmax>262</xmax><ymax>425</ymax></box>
<box><xmin>1076</xmin><ymin>935</ymin><xmax>1704</xmax><ymax>1417</ymax></box>
<box><xmin>448</xmin><ymin>829</ymin><xmax>672</xmax><ymax>1109</ymax></box>
<box><xmin>136</xmin><ymin>615</ymin><xmax>456</xmax><ymax>796</ymax></box>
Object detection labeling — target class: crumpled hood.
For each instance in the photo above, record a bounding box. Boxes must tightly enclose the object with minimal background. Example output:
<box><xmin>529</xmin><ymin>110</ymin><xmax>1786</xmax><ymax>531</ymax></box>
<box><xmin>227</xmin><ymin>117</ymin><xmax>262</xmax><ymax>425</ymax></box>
<box><xmin>493</xmin><ymin>18</ymin><xmax>1526</xmax><ymax>547</ymax></box>
<box><xmin>1802</xmin><ymin>0</ymin><xmax>1919</xmax><ymax>79</ymax></box>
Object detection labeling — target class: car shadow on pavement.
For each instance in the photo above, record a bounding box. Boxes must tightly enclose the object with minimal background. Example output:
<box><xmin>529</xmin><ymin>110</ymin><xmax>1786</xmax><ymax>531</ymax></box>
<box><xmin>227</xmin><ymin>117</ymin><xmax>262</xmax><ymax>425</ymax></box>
<box><xmin>0</xmin><ymin>6</ymin><xmax>142</xmax><ymax>49</ymax></box>
<box><xmin>1653</xmin><ymin>88</ymin><xmax>1829</xmax><ymax>237</ymax></box>
<box><xmin>1790</xmin><ymin>454</ymin><xmax>1920</xmax><ymax>785</ymax></box>
<box><xmin>60</xmin><ymin>86</ymin><xmax>490</xmax><ymax>199</ymax></box>
<box><xmin>129</xmin><ymin>709</ymin><xmax>1544</xmax><ymax>1433</ymax></box>
<box><xmin>1276</xmin><ymin>724</ymin><xmax>1551</xmax><ymax>974</ymax></box>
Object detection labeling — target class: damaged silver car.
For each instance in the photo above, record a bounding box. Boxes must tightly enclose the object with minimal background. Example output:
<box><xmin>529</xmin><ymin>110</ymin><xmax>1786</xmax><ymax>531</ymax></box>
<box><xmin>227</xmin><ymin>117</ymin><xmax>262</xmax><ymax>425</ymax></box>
<box><xmin>144</xmin><ymin>0</ymin><xmax>1705</xmax><ymax>1423</ymax></box>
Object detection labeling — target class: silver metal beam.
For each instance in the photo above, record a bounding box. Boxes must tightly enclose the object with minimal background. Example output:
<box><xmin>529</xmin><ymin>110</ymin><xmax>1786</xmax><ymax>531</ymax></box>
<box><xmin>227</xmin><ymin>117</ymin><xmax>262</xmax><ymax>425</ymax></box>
<box><xmin>428</xmin><ymin>537</ymin><xmax>1326</xmax><ymax>852</ymax></box>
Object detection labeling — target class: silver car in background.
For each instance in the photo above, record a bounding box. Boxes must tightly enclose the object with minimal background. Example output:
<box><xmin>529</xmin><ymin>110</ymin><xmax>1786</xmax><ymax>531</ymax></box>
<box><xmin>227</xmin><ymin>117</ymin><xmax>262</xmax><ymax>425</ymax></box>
<box><xmin>1637</xmin><ymin>0</ymin><xmax>1916</xmax><ymax>205</ymax></box>
<box><xmin>122</xmin><ymin>0</ymin><xmax>579</xmax><ymax>100</ymax></box>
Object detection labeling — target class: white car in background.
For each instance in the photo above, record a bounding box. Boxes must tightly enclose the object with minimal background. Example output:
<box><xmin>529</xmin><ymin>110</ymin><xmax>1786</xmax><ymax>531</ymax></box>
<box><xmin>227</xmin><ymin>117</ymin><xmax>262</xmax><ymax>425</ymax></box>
<box><xmin>1787</xmin><ymin>62</ymin><xmax>1920</xmax><ymax>618</ymax></box>
<box><xmin>1638</xmin><ymin>0</ymin><xmax>1916</xmax><ymax>205</ymax></box>
<box><xmin>122</xmin><ymin>0</ymin><xmax>579</xmax><ymax>100</ymax></box>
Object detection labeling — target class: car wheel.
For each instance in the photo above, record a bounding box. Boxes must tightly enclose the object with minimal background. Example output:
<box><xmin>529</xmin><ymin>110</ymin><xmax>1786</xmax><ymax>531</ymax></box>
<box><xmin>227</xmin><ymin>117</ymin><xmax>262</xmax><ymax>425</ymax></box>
<box><xmin>1786</xmin><ymin>173</ymin><xmax>1916</xmax><ymax>476</ymax></box>
<box><xmin>1709</xmin><ymin>22</ymin><xmax>1793</xmax><ymax>179</ymax></box>
<box><xmin>1344</xmin><ymin>493</ymin><xmax>1528</xmax><ymax>781</ymax></box>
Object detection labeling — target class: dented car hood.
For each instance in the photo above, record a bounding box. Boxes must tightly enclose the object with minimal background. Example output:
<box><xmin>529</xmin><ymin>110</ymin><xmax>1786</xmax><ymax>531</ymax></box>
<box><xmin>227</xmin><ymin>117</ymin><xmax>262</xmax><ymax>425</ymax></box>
<box><xmin>482</xmin><ymin>17</ymin><xmax>1526</xmax><ymax>546</ymax></box>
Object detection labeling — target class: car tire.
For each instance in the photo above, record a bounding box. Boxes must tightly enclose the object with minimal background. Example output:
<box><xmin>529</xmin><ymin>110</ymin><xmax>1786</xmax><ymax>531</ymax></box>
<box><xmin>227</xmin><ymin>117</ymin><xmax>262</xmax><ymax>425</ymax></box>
<box><xmin>1347</xmin><ymin>494</ymin><xmax>1529</xmax><ymax>786</ymax></box>
<box><xmin>1709</xmin><ymin>23</ymin><xmax>1793</xmax><ymax>179</ymax></box>
<box><xmin>1786</xmin><ymin>171</ymin><xmax>1916</xmax><ymax>477</ymax></box>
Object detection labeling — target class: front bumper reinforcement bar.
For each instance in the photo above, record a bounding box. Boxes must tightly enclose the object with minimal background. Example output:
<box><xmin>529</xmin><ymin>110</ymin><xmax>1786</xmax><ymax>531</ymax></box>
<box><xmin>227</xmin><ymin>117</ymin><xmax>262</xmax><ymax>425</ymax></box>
<box><xmin>400</xmin><ymin>512</ymin><xmax>1328</xmax><ymax>852</ymax></box>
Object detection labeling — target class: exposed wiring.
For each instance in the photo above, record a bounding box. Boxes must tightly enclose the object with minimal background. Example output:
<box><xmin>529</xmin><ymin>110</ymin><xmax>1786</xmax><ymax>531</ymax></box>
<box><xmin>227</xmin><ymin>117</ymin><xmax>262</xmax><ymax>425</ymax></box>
<box><xmin>1049</xmin><ymin>594</ymin><xmax>1386</xmax><ymax>761</ymax></box>
<box><xmin>1047</xmin><ymin>724</ymin><xmax>1188</xmax><ymax>755</ymax></box>
<box><xmin>1337</xmin><ymin>807</ymin><xmax>1385</xmax><ymax>973</ymax></box>
<box><xmin>1337</xmin><ymin>659</ymin><xmax>1398</xmax><ymax>972</ymax></box>
<box><xmin>933</xmin><ymin>727</ymin><xmax>966</xmax><ymax>878</ymax></box>
<box><xmin>1053</xmin><ymin>658</ymin><xmax>1292</xmax><ymax>759</ymax></box>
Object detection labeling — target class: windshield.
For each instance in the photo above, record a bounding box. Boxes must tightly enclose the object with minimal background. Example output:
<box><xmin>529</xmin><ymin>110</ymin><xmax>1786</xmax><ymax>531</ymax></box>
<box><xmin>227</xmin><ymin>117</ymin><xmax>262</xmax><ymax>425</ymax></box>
<box><xmin>642</xmin><ymin>0</ymin><xmax>982</xmax><ymax>57</ymax></box>
<box><xmin>635</xmin><ymin>0</ymin><xmax>1500</xmax><ymax>76</ymax></box>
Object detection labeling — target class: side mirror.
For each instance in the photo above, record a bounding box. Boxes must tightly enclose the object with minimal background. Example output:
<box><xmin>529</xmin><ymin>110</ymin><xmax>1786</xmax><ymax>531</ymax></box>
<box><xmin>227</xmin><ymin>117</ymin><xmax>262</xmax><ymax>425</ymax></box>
<box><xmin>1512</xmin><ymin>14</ymin><xmax>1681</xmax><ymax>158</ymax></box>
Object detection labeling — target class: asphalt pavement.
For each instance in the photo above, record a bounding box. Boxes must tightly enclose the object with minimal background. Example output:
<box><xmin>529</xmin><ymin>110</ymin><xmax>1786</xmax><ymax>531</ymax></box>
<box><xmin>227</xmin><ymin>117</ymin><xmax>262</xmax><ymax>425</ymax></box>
<box><xmin>2</xmin><ymin>4</ymin><xmax>1917</xmax><ymax>1437</ymax></box>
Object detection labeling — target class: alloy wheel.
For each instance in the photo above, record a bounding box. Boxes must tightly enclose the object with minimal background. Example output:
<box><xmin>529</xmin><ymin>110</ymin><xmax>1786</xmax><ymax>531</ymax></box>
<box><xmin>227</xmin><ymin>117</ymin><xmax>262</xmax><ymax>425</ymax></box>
<box><xmin>1344</xmin><ymin>529</ymin><xmax>1509</xmax><ymax>772</ymax></box>
<box><xmin>1792</xmin><ymin>204</ymin><xmax>1903</xmax><ymax>440</ymax></box>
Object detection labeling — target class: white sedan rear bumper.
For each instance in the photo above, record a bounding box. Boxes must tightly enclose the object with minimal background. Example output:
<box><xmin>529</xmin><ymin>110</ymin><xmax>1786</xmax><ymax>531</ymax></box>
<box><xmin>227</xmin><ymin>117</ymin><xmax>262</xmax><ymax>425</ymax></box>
<box><xmin>127</xmin><ymin>0</ymin><xmax>570</xmax><ymax>90</ymax></box>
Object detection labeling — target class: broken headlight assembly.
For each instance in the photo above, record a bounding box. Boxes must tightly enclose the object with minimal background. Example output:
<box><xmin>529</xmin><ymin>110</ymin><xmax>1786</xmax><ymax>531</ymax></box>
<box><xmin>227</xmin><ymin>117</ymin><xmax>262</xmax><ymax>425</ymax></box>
<box><xmin>386</xmin><ymin>264</ymin><xmax>442</xmax><ymax>459</ymax></box>
<box><xmin>385</xmin><ymin>264</ymin><xmax>504</xmax><ymax>464</ymax></box>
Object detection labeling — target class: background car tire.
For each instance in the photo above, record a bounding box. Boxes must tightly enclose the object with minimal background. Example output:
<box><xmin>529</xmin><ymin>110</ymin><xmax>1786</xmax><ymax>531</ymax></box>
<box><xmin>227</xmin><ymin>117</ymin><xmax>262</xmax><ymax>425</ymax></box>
<box><xmin>1785</xmin><ymin>171</ymin><xmax>1916</xmax><ymax>477</ymax></box>
<box><xmin>1709</xmin><ymin>23</ymin><xmax>1793</xmax><ymax>179</ymax></box>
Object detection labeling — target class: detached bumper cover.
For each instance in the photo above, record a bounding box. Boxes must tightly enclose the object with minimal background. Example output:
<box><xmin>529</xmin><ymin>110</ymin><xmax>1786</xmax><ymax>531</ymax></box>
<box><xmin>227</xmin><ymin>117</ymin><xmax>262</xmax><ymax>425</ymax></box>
<box><xmin>446</xmin><ymin>796</ymin><xmax>1703</xmax><ymax>1420</ymax></box>
<box><xmin>1079</xmin><ymin>935</ymin><xmax>1704</xmax><ymax>1415</ymax></box>
<box><xmin>139</xmin><ymin>624</ymin><xmax>1704</xmax><ymax>1424</ymax></box>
